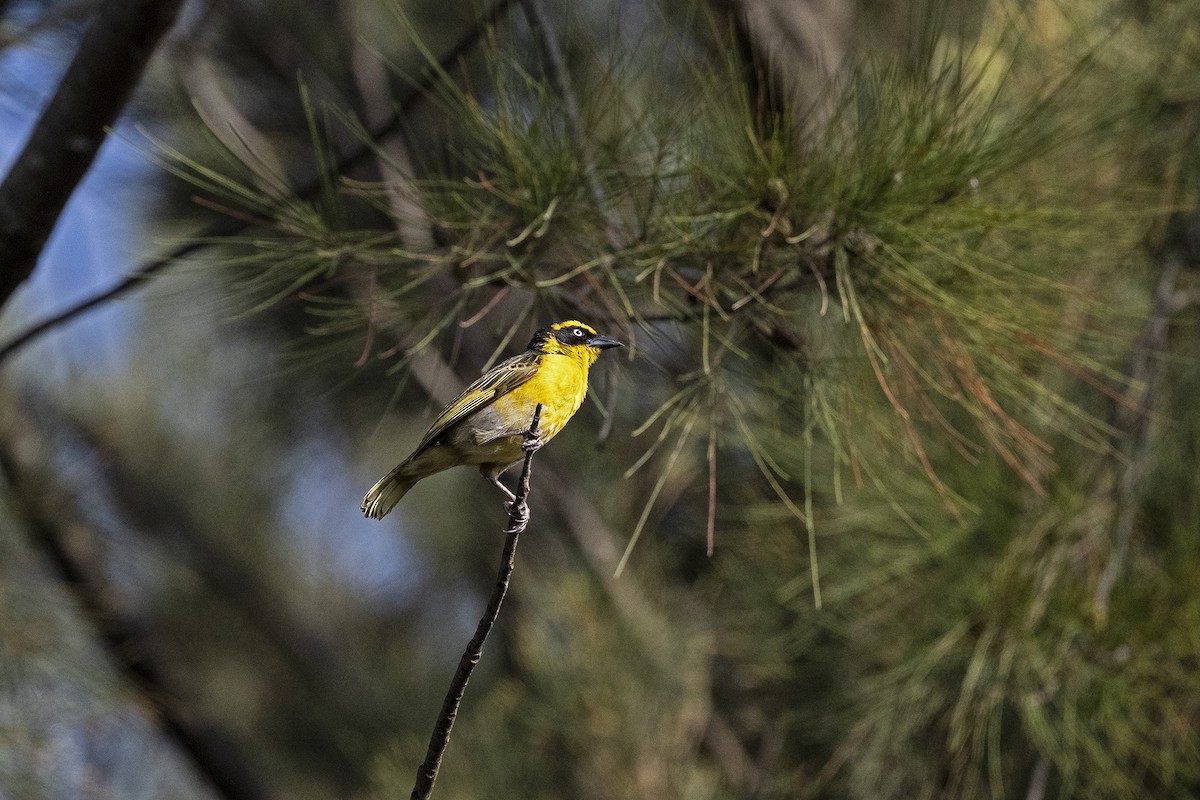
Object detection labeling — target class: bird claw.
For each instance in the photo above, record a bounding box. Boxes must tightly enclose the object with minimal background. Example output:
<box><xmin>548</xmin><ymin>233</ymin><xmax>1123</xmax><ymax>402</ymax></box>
<box><xmin>520</xmin><ymin>432</ymin><xmax>544</xmax><ymax>453</ymax></box>
<box><xmin>504</xmin><ymin>499</ymin><xmax>530</xmax><ymax>534</ymax></box>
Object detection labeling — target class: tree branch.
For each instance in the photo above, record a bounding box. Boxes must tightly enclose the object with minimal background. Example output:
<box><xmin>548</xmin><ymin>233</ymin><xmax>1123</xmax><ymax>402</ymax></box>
<box><xmin>1093</xmin><ymin>251</ymin><xmax>1185</xmax><ymax>621</ymax></box>
<box><xmin>40</xmin><ymin>399</ymin><xmax>374</xmax><ymax>711</ymax></box>
<box><xmin>1024</xmin><ymin>752</ymin><xmax>1052</xmax><ymax>800</ymax></box>
<box><xmin>0</xmin><ymin>0</ymin><xmax>100</xmax><ymax>49</ymax></box>
<box><xmin>0</xmin><ymin>424</ymin><xmax>277</xmax><ymax>800</ymax></box>
<box><xmin>519</xmin><ymin>0</ymin><xmax>624</xmax><ymax>249</ymax></box>
<box><xmin>411</xmin><ymin>403</ymin><xmax>542</xmax><ymax>800</ymax></box>
<box><xmin>716</xmin><ymin>0</ymin><xmax>852</xmax><ymax>136</ymax></box>
<box><xmin>0</xmin><ymin>0</ymin><xmax>186</xmax><ymax>311</ymax></box>
<box><xmin>0</xmin><ymin>0</ymin><xmax>521</xmax><ymax>365</ymax></box>
<box><xmin>0</xmin><ymin>231</ymin><xmax>236</xmax><ymax>362</ymax></box>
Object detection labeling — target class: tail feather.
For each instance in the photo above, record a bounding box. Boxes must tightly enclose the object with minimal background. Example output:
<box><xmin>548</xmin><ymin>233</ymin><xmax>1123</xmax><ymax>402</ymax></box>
<box><xmin>361</xmin><ymin>463</ymin><xmax>419</xmax><ymax>519</ymax></box>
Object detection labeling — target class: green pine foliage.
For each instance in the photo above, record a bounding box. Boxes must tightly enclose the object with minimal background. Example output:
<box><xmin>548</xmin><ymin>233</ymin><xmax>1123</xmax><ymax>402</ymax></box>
<box><xmin>11</xmin><ymin>0</ymin><xmax>1200</xmax><ymax>798</ymax></box>
<box><xmin>168</xmin><ymin>0</ymin><xmax>1133</xmax><ymax>516</ymax></box>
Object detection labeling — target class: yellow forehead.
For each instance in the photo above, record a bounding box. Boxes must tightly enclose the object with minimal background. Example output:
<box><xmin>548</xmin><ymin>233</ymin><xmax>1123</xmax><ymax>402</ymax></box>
<box><xmin>550</xmin><ymin>320</ymin><xmax>597</xmax><ymax>335</ymax></box>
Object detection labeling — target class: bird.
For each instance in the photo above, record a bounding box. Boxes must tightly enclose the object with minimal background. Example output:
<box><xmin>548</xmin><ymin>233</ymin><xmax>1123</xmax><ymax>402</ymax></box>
<box><xmin>361</xmin><ymin>320</ymin><xmax>623</xmax><ymax>519</ymax></box>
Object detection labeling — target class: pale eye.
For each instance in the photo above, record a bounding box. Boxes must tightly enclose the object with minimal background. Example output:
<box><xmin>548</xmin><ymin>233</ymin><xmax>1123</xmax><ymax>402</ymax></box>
<box><xmin>573</xmin><ymin>328</ymin><xmax>585</xmax><ymax>338</ymax></box>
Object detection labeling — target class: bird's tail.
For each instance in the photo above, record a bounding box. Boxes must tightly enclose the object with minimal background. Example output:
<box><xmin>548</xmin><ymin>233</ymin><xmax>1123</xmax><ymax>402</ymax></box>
<box><xmin>361</xmin><ymin>463</ymin><xmax>419</xmax><ymax>519</ymax></box>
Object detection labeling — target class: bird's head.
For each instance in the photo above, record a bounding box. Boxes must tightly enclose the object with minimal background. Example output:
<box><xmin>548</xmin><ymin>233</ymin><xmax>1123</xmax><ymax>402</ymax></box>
<box><xmin>528</xmin><ymin>320</ymin><xmax>623</xmax><ymax>363</ymax></box>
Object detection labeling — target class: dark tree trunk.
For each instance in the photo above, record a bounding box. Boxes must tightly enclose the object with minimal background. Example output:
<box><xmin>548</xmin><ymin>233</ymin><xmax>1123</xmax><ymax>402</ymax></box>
<box><xmin>0</xmin><ymin>0</ymin><xmax>186</xmax><ymax>311</ymax></box>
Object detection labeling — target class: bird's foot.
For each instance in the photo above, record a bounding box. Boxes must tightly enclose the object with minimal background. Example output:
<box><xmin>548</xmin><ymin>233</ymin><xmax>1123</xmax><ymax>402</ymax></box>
<box><xmin>520</xmin><ymin>431</ymin><xmax>544</xmax><ymax>453</ymax></box>
<box><xmin>505</xmin><ymin>499</ymin><xmax>530</xmax><ymax>534</ymax></box>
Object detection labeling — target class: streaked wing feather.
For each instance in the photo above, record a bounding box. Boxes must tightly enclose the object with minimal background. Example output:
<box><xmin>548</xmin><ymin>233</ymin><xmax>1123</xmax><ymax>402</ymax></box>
<box><xmin>413</xmin><ymin>351</ymin><xmax>542</xmax><ymax>453</ymax></box>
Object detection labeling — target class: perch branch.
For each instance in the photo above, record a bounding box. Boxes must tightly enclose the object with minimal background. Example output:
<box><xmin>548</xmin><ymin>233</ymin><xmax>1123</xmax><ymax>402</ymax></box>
<box><xmin>410</xmin><ymin>403</ymin><xmax>543</xmax><ymax>800</ymax></box>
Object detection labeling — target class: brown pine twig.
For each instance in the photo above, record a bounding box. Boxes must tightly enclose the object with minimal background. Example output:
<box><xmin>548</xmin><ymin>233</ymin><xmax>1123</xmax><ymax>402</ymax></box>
<box><xmin>410</xmin><ymin>403</ymin><xmax>543</xmax><ymax>800</ymax></box>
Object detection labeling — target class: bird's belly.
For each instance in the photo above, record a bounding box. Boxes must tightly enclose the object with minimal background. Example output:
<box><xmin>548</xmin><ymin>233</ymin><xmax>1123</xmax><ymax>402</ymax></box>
<box><xmin>489</xmin><ymin>355</ymin><xmax>588</xmax><ymax>443</ymax></box>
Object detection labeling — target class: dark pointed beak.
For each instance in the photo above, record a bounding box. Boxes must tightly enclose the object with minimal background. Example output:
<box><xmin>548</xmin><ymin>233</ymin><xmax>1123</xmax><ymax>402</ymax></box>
<box><xmin>588</xmin><ymin>333</ymin><xmax>624</xmax><ymax>350</ymax></box>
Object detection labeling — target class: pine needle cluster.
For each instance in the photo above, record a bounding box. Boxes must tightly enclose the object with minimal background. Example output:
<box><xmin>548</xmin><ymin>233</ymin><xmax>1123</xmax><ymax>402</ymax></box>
<box><xmin>134</xmin><ymin>1</ymin><xmax>1199</xmax><ymax>796</ymax></box>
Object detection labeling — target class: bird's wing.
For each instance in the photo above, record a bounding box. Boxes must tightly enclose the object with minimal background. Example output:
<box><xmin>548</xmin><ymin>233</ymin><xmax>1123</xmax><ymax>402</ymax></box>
<box><xmin>413</xmin><ymin>351</ymin><xmax>543</xmax><ymax>454</ymax></box>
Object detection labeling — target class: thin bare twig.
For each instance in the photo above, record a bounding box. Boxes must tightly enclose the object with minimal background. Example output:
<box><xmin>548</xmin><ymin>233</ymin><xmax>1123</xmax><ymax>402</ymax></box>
<box><xmin>0</xmin><ymin>222</ymin><xmax>246</xmax><ymax>362</ymax></box>
<box><xmin>410</xmin><ymin>403</ymin><xmax>543</xmax><ymax>800</ymax></box>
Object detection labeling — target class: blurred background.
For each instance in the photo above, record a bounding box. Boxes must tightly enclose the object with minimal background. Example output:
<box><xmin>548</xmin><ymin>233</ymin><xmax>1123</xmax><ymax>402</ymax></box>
<box><xmin>1</xmin><ymin>0</ymin><xmax>1199</xmax><ymax>798</ymax></box>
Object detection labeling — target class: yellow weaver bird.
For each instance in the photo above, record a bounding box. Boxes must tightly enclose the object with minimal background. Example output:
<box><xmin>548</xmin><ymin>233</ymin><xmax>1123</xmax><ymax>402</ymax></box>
<box><xmin>361</xmin><ymin>320</ymin><xmax>623</xmax><ymax>519</ymax></box>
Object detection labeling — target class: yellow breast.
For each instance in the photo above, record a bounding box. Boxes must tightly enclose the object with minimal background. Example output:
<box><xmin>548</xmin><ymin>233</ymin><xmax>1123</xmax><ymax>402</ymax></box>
<box><xmin>492</xmin><ymin>353</ymin><xmax>590</xmax><ymax>441</ymax></box>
